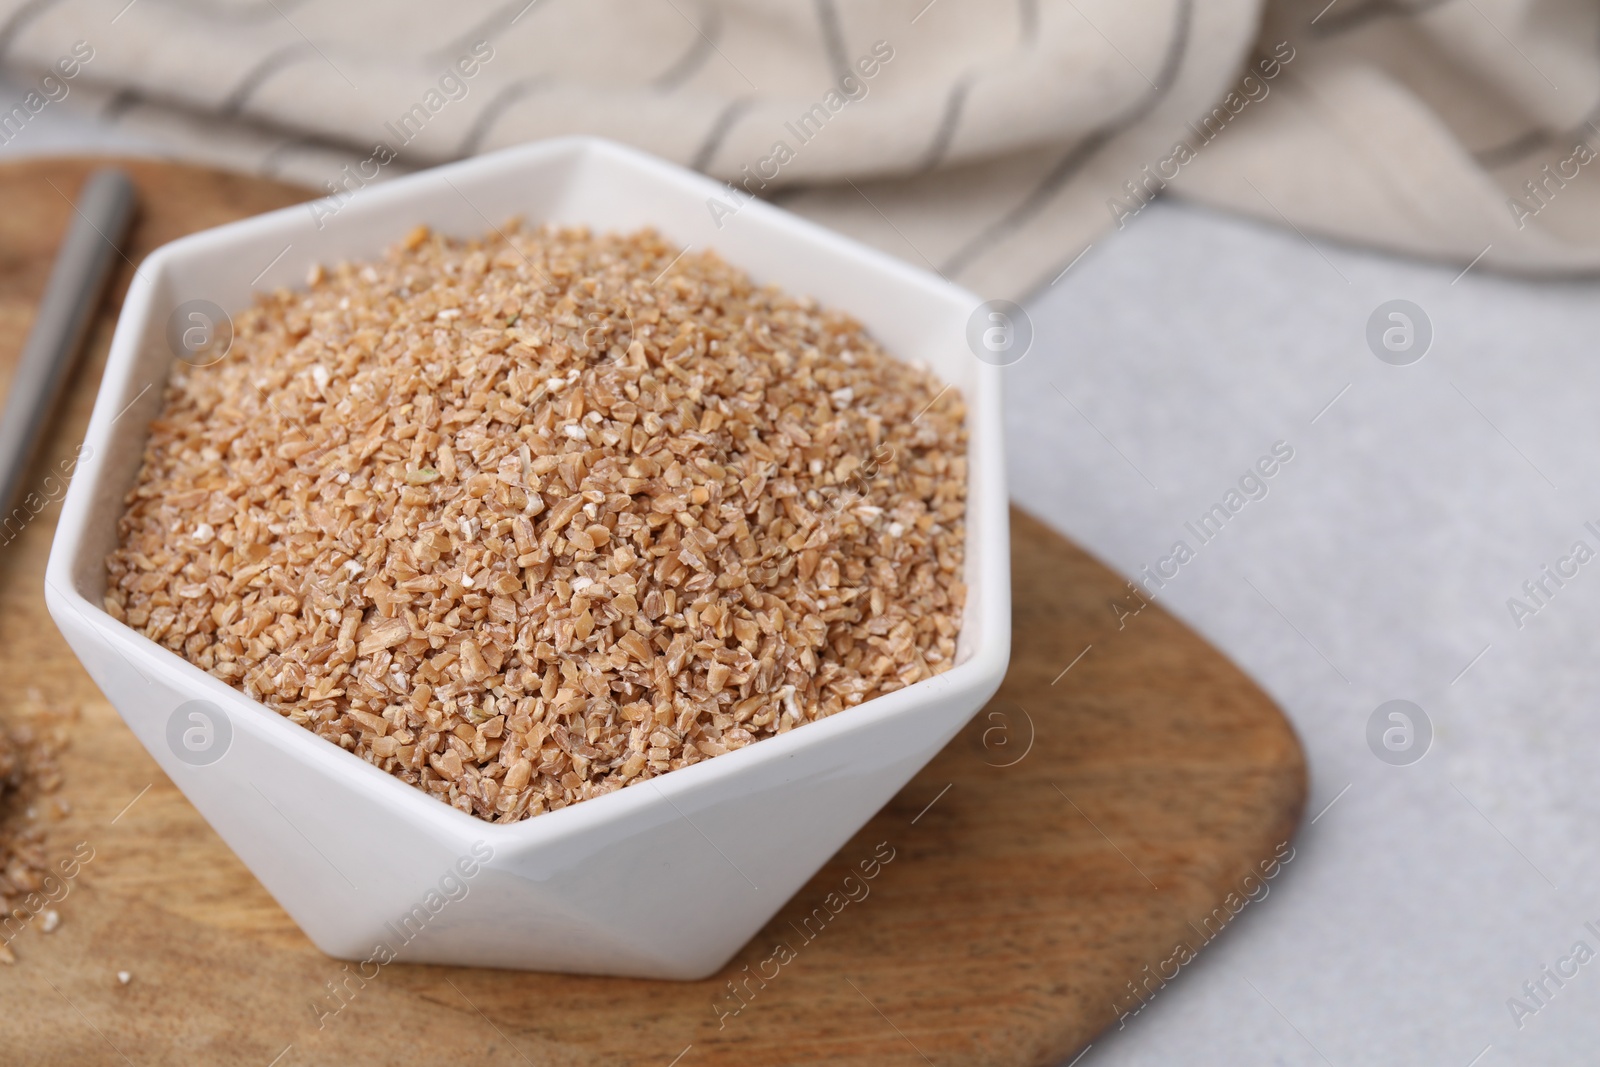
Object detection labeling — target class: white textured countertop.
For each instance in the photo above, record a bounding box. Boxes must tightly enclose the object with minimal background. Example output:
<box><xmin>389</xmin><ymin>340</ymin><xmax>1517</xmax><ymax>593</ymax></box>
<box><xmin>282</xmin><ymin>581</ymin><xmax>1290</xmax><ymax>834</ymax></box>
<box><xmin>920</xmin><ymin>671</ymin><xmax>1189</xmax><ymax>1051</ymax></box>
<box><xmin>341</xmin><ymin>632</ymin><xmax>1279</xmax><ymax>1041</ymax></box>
<box><xmin>1011</xmin><ymin>201</ymin><xmax>1600</xmax><ymax>1067</ymax></box>
<box><xmin>10</xmin><ymin>92</ymin><xmax>1600</xmax><ymax>1067</ymax></box>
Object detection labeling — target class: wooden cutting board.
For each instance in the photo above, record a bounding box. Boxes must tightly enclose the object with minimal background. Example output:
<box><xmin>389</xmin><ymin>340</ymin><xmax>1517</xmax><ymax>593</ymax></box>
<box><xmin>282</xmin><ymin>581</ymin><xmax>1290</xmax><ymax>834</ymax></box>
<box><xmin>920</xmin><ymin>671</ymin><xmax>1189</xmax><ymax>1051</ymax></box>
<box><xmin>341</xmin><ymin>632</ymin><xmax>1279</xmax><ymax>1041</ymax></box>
<box><xmin>0</xmin><ymin>158</ymin><xmax>1306</xmax><ymax>1067</ymax></box>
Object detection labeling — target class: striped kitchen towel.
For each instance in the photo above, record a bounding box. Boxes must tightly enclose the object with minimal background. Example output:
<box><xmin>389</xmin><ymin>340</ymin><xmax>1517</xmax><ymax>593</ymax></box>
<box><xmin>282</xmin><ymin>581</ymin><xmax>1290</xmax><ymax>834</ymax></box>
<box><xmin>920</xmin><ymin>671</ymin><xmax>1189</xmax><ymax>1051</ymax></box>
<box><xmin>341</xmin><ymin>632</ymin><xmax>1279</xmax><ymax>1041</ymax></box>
<box><xmin>0</xmin><ymin>0</ymin><xmax>1594</xmax><ymax>298</ymax></box>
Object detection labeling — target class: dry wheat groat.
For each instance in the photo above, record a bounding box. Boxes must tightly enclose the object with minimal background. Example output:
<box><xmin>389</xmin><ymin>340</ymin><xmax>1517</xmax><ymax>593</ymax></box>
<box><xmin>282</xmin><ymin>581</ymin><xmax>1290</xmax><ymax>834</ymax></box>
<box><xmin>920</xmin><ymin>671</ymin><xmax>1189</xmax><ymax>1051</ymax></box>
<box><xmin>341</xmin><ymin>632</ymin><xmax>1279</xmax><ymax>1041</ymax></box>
<box><xmin>0</xmin><ymin>697</ymin><xmax>74</xmax><ymax>961</ymax></box>
<box><xmin>106</xmin><ymin>224</ymin><xmax>967</xmax><ymax>823</ymax></box>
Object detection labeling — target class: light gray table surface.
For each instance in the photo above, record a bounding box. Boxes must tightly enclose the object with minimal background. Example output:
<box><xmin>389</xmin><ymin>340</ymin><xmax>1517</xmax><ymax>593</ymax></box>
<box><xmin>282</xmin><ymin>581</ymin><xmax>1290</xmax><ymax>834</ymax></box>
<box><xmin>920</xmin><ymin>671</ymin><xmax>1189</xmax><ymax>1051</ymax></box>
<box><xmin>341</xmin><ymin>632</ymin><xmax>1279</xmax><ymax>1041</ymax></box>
<box><xmin>8</xmin><ymin>91</ymin><xmax>1600</xmax><ymax>1067</ymax></box>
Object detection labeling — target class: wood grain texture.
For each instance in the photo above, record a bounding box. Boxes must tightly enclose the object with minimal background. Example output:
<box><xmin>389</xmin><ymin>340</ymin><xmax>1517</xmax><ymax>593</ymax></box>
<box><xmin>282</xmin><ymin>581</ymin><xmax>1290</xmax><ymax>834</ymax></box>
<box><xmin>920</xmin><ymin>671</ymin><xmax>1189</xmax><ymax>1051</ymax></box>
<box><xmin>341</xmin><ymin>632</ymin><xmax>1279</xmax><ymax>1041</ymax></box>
<box><xmin>0</xmin><ymin>158</ymin><xmax>1306</xmax><ymax>1067</ymax></box>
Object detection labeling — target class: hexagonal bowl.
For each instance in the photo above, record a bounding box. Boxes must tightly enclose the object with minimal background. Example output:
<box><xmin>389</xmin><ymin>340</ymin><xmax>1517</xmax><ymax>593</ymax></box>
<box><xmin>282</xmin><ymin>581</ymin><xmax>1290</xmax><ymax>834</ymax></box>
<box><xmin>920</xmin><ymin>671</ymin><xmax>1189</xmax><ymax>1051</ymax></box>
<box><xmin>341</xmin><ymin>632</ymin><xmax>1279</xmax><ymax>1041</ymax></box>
<box><xmin>45</xmin><ymin>136</ymin><xmax>1009</xmax><ymax>978</ymax></box>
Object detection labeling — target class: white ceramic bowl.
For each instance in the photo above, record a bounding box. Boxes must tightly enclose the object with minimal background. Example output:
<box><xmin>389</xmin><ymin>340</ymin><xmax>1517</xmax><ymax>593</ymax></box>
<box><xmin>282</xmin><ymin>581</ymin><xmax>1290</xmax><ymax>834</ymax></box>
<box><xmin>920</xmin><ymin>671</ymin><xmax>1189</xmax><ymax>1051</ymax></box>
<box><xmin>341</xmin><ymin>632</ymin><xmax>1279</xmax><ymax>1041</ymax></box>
<box><xmin>46</xmin><ymin>137</ymin><xmax>1009</xmax><ymax>978</ymax></box>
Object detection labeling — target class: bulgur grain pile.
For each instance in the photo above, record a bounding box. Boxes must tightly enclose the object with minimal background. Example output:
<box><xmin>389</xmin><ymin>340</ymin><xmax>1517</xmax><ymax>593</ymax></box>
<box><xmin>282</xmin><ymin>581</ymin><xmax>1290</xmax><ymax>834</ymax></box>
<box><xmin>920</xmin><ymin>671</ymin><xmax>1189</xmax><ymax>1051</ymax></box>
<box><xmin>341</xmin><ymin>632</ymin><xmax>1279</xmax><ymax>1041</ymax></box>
<box><xmin>105</xmin><ymin>224</ymin><xmax>966</xmax><ymax>822</ymax></box>
<box><xmin>0</xmin><ymin>697</ymin><xmax>73</xmax><ymax>961</ymax></box>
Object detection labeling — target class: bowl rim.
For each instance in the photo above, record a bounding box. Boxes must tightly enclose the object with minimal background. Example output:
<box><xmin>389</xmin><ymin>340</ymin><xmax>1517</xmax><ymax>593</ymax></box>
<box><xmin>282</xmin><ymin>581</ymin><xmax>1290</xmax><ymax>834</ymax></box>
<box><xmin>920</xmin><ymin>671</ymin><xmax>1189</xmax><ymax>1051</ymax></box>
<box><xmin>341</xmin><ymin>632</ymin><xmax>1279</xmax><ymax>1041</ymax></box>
<box><xmin>45</xmin><ymin>135</ymin><xmax>1012</xmax><ymax>851</ymax></box>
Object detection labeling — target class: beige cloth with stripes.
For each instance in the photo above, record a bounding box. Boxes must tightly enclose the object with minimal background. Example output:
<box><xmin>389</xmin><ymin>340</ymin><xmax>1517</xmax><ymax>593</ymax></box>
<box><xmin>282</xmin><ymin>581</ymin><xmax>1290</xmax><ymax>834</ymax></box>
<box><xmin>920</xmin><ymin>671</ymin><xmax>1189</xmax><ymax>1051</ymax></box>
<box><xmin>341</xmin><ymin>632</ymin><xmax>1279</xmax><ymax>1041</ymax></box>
<box><xmin>0</xmin><ymin>0</ymin><xmax>1595</xmax><ymax>298</ymax></box>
